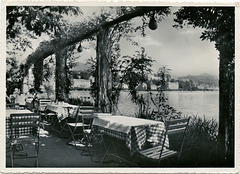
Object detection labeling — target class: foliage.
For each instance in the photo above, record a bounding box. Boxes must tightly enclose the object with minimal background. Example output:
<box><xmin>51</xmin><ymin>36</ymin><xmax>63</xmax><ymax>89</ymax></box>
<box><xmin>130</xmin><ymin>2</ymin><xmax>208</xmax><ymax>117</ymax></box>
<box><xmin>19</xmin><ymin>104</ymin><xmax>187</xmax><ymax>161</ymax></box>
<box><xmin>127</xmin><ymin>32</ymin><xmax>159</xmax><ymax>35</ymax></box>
<box><xmin>6</xmin><ymin>6</ymin><xmax>82</xmax><ymax>69</ymax></box>
<box><xmin>178</xmin><ymin>80</ymin><xmax>198</xmax><ymax>91</ymax></box>
<box><xmin>139</xmin><ymin>115</ymin><xmax>219</xmax><ymax>167</ymax></box>
<box><xmin>149</xmin><ymin>66</ymin><xmax>182</xmax><ymax>121</ymax></box>
<box><xmin>68</xmin><ymin>97</ymin><xmax>94</xmax><ymax>106</ymax></box>
<box><xmin>173</xmin><ymin>7</ymin><xmax>234</xmax><ymax>45</ymax></box>
<box><xmin>174</xmin><ymin>7</ymin><xmax>234</xmax><ymax>163</ymax></box>
<box><xmin>87</xmin><ymin>56</ymin><xmax>98</xmax><ymax>101</ymax></box>
<box><xmin>6</xmin><ymin>6</ymin><xmax>81</xmax><ymax>39</ymax></box>
<box><xmin>86</xmin><ymin>6</ymin><xmax>169</xmax><ymax>112</ymax></box>
<box><xmin>43</xmin><ymin>84</ymin><xmax>54</xmax><ymax>99</ymax></box>
<box><xmin>173</xmin><ymin>7</ymin><xmax>234</xmax><ymax>76</ymax></box>
<box><xmin>6</xmin><ymin>58</ymin><xmax>26</xmax><ymax>95</ymax></box>
<box><xmin>119</xmin><ymin>47</ymin><xmax>154</xmax><ymax>115</ymax></box>
<box><xmin>179</xmin><ymin>115</ymin><xmax>219</xmax><ymax>166</ymax></box>
<box><xmin>79</xmin><ymin>71</ymin><xmax>91</xmax><ymax>80</ymax></box>
<box><xmin>42</xmin><ymin>56</ymin><xmax>55</xmax><ymax>82</ymax></box>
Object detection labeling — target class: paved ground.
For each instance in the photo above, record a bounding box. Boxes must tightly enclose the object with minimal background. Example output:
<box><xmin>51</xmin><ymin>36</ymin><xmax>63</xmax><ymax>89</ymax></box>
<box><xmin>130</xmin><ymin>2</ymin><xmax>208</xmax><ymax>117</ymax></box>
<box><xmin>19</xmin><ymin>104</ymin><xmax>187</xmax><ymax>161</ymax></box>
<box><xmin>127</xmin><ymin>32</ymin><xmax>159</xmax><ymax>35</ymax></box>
<box><xmin>6</xmin><ymin>123</ymin><xmax>138</xmax><ymax>168</ymax></box>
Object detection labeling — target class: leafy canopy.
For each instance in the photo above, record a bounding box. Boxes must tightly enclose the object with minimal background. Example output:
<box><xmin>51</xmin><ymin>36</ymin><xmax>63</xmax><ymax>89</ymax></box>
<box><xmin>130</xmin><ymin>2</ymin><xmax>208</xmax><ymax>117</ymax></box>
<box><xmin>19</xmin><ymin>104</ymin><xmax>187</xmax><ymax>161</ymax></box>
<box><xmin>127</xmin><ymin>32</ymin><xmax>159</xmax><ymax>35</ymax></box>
<box><xmin>173</xmin><ymin>7</ymin><xmax>234</xmax><ymax>52</ymax></box>
<box><xmin>7</xmin><ymin>6</ymin><xmax>82</xmax><ymax>39</ymax></box>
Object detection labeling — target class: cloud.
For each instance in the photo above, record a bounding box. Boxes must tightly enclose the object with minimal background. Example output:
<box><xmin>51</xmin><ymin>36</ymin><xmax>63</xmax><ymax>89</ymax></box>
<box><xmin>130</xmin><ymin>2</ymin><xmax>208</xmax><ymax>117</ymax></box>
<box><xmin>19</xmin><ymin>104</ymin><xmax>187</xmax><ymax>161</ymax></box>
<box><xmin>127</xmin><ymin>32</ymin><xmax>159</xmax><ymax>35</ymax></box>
<box><xmin>134</xmin><ymin>35</ymin><xmax>163</xmax><ymax>47</ymax></box>
<box><xmin>179</xmin><ymin>27</ymin><xmax>204</xmax><ymax>35</ymax></box>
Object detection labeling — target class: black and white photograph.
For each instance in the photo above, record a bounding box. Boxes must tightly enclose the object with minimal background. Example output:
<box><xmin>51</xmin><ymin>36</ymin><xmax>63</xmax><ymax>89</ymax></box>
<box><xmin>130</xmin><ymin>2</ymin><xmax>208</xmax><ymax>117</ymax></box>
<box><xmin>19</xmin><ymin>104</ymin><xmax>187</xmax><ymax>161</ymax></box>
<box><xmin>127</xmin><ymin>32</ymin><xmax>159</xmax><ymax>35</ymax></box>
<box><xmin>1</xmin><ymin>1</ymin><xmax>239</xmax><ymax>173</ymax></box>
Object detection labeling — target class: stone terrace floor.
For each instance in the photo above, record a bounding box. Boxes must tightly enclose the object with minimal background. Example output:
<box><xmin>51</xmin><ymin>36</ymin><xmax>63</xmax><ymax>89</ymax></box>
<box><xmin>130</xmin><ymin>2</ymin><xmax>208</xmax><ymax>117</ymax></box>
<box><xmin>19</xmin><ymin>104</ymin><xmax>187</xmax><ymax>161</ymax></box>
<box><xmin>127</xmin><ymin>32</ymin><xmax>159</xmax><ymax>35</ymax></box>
<box><xmin>6</xmin><ymin>123</ymin><xmax>138</xmax><ymax>168</ymax></box>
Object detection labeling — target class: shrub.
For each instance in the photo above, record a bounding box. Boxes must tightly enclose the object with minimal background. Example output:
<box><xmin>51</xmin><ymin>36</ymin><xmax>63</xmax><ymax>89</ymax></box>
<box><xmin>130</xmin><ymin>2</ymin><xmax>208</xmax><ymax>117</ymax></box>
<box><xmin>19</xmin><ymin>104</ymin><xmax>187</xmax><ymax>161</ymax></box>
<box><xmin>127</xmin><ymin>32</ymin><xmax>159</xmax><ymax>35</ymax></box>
<box><xmin>179</xmin><ymin>115</ymin><xmax>219</xmax><ymax>166</ymax></box>
<box><xmin>68</xmin><ymin>97</ymin><xmax>94</xmax><ymax>106</ymax></box>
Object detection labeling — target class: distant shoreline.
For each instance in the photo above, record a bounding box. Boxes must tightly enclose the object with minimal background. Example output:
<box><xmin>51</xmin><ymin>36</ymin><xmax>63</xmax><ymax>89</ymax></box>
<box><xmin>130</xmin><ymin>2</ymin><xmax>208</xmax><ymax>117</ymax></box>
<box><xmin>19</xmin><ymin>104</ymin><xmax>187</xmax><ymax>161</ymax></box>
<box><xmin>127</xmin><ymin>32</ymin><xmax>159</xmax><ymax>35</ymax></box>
<box><xmin>71</xmin><ymin>88</ymin><xmax>219</xmax><ymax>92</ymax></box>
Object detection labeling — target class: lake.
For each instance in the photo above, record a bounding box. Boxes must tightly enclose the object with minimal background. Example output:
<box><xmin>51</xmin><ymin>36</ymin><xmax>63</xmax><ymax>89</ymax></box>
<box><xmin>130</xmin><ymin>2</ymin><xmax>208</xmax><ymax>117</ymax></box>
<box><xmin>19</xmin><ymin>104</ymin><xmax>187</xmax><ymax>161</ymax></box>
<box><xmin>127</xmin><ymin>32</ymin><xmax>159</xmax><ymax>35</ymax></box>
<box><xmin>117</xmin><ymin>91</ymin><xmax>219</xmax><ymax>121</ymax></box>
<box><xmin>70</xmin><ymin>90</ymin><xmax>219</xmax><ymax>121</ymax></box>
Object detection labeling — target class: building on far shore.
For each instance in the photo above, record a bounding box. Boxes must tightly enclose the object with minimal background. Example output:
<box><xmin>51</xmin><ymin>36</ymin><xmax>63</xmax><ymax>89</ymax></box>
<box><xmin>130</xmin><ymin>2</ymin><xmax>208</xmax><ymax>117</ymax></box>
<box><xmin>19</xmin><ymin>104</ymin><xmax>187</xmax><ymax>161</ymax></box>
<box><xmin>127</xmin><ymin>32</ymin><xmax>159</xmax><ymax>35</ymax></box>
<box><xmin>167</xmin><ymin>82</ymin><xmax>179</xmax><ymax>90</ymax></box>
<box><xmin>72</xmin><ymin>79</ymin><xmax>91</xmax><ymax>89</ymax></box>
<box><xmin>70</xmin><ymin>79</ymin><xmax>93</xmax><ymax>102</ymax></box>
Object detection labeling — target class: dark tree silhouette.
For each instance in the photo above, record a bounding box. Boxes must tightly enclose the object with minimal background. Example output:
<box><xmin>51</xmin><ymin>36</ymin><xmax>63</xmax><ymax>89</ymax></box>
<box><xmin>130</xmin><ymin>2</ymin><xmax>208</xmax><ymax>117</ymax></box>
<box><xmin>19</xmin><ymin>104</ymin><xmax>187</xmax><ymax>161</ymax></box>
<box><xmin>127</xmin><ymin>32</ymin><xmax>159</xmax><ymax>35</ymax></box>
<box><xmin>174</xmin><ymin>7</ymin><xmax>235</xmax><ymax>166</ymax></box>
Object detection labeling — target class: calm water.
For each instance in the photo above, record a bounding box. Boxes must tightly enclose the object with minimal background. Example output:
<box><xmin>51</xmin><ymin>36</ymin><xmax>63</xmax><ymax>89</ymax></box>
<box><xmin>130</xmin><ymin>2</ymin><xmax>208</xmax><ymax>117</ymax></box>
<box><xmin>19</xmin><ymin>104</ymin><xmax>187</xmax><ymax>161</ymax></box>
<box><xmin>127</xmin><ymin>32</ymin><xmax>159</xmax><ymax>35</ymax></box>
<box><xmin>70</xmin><ymin>90</ymin><xmax>219</xmax><ymax>121</ymax></box>
<box><xmin>117</xmin><ymin>91</ymin><xmax>219</xmax><ymax>121</ymax></box>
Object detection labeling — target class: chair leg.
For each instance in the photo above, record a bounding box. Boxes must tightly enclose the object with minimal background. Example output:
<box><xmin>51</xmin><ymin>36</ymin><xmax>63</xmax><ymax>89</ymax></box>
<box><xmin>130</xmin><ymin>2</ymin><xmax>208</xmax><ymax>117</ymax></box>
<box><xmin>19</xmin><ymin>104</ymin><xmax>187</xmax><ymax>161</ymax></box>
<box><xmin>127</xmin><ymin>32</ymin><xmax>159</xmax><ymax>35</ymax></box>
<box><xmin>100</xmin><ymin>139</ymin><xmax>117</xmax><ymax>164</ymax></box>
<box><xmin>100</xmin><ymin>142</ymin><xmax>111</xmax><ymax>164</ymax></box>
<box><xmin>80</xmin><ymin>134</ymin><xmax>91</xmax><ymax>156</ymax></box>
<box><xmin>10</xmin><ymin>145</ymin><xmax>14</xmax><ymax>167</ymax></box>
<box><xmin>177</xmin><ymin>152</ymin><xmax>181</xmax><ymax>166</ymax></box>
<box><xmin>39</xmin><ymin>114</ymin><xmax>45</xmax><ymax>129</ymax></box>
<box><xmin>66</xmin><ymin>124</ymin><xmax>78</xmax><ymax>146</ymax></box>
<box><xmin>35</xmin><ymin>142</ymin><xmax>39</xmax><ymax>167</ymax></box>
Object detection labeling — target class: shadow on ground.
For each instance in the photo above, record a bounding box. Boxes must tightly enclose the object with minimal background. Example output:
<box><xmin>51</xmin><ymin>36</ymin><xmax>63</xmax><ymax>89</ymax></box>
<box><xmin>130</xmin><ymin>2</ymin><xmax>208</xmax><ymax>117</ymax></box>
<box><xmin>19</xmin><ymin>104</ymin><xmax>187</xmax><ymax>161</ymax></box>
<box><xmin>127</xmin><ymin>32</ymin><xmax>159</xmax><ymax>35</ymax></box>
<box><xmin>6</xmin><ymin>123</ymin><xmax>139</xmax><ymax>168</ymax></box>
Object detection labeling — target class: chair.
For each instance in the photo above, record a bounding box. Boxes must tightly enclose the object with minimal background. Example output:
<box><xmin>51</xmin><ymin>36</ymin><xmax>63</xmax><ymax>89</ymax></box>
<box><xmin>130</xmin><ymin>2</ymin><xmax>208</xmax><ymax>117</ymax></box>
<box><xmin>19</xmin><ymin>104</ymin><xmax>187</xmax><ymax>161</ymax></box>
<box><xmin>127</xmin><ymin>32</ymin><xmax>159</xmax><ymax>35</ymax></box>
<box><xmin>59</xmin><ymin>105</ymin><xmax>81</xmax><ymax>141</ymax></box>
<box><xmin>69</xmin><ymin>106</ymin><xmax>106</xmax><ymax>161</ymax></box>
<box><xmin>138</xmin><ymin>117</ymin><xmax>190</xmax><ymax>166</ymax></box>
<box><xmin>9</xmin><ymin>113</ymin><xmax>40</xmax><ymax>167</ymax></box>
<box><xmin>80</xmin><ymin>107</ymin><xmax>108</xmax><ymax>162</ymax></box>
<box><xmin>37</xmin><ymin>98</ymin><xmax>56</xmax><ymax>129</ymax></box>
<box><xmin>65</xmin><ymin>106</ymin><xmax>94</xmax><ymax>145</ymax></box>
<box><xmin>6</xmin><ymin>103</ymin><xmax>20</xmax><ymax>109</ymax></box>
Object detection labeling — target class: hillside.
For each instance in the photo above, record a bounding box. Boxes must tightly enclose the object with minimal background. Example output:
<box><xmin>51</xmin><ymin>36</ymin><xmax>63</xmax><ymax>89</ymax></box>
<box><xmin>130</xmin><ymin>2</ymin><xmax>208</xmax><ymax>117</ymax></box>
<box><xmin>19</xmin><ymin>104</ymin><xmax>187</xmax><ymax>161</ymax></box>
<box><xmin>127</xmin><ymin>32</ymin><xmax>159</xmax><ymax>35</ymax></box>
<box><xmin>71</xmin><ymin>62</ymin><xmax>91</xmax><ymax>71</ymax></box>
<box><xmin>179</xmin><ymin>73</ymin><xmax>218</xmax><ymax>86</ymax></box>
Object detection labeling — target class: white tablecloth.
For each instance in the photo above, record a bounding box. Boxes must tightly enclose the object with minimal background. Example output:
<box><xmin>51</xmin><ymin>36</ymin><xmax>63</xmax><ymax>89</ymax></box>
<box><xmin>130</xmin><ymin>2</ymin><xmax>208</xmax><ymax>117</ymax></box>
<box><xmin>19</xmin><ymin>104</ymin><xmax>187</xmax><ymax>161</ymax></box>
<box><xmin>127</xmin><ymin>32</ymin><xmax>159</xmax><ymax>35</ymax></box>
<box><xmin>45</xmin><ymin>103</ymin><xmax>78</xmax><ymax>121</ymax></box>
<box><xmin>93</xmin><ymin>115</ymin><xmax>164</xmax><ymax>134</ymax></box>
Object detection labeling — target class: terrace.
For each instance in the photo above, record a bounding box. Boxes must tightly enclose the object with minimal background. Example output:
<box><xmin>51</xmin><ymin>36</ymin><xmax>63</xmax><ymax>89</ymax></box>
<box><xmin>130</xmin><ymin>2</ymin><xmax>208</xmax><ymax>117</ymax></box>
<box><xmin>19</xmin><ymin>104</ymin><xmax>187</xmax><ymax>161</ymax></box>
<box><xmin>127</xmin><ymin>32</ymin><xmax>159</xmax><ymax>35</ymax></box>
<box><xmin>4</xmin><ymin>5</ymin><xmax>235</xmax><ymax>172</ymax></box>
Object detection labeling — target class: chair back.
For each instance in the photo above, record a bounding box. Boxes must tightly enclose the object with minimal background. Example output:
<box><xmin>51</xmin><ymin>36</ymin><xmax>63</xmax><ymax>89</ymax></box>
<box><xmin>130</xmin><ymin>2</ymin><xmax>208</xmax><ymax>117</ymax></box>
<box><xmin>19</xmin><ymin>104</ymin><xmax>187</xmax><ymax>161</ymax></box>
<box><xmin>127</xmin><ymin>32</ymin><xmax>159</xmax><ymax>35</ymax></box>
<box><xmin>79</xmin><ymin>106</ymin><xmax>96</xmax><ymax>117</ymax></box>
<box><xmin>79</xmin><ymin>106</ymin><xmax>96</xmax><ymax>130</ymax></box>
<box><xmin>6</xmin><ymin>103</ymin><xmax>20</xmax><ymax>109</ymax></box>
<box><xmin>157</xmin><ymin>117</ymin><xmax>190</xmax><ymax>165</ymax></box>
<box><xmin>38</xmin><ymin>98</ymin><xmax>51</xmax><ymax>112</ymax></box>
<box><xmin>10</xmin><ymin>113</ymin><xmax>40</xmax><ymax>138</ymax></box>
<box><xmin>166</xmin><ymin>117</ymin><xmax>190</xmax><ymax>135</ymax></box>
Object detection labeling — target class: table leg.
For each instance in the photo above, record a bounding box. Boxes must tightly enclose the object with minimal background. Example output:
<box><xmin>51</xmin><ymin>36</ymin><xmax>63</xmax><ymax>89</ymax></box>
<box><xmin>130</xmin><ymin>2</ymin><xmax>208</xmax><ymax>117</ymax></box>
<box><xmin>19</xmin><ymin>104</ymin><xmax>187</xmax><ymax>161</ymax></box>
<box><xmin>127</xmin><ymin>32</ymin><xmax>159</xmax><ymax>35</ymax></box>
<box><xmin>100</xmin><ymin>137</ymin><xmax>138</xmax><ymax>166</ymax></box>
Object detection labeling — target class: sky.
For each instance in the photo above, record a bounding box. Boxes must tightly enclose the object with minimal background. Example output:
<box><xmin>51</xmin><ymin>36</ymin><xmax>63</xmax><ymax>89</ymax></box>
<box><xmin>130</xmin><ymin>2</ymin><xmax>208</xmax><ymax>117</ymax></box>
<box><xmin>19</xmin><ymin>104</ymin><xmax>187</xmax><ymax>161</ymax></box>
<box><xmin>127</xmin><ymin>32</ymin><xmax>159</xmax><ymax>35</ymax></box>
<box><xmin>76</xmin><ymin>6</ymin><xmax>219</xmax><ymax>77</ymax></box>
<box><xmin>13</xmin><ymin>6</ymin><xmax>219</xmax><ymax>78</ymax></box>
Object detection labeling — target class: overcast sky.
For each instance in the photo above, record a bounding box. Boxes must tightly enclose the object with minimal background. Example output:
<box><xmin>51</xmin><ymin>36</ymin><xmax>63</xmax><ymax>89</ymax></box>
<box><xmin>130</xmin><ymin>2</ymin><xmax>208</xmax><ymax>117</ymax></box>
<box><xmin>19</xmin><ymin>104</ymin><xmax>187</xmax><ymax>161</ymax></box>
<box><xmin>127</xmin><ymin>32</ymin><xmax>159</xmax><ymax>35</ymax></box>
<box><xmin>78</xmin><ymin>6</ymin><xmax>219</xmax><ymax>77</ymax></box>
<box><xmin>15</xmin><ymin>6</ymin><xmax>219</xmax><ymax>78</ymax></box>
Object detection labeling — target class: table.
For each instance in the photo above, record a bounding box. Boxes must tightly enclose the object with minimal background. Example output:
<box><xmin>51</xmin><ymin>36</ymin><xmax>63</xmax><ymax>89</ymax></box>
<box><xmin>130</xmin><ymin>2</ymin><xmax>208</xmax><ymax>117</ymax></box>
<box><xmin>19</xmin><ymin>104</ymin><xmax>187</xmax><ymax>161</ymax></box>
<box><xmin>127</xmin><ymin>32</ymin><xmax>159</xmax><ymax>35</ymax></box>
<box><xmin>45</xmin><ymin>103</ymin><xmax>78</xmax><ymax>122</ymax></box>
<box><xmin>6</xmin><ymin>109</ymin><xmax>34</xmax><ymax>137</ymax></box>
<box><xmin>93</xmin><ymin>115</ymin><xmax>168</xmax><ymax>156</ymax></box>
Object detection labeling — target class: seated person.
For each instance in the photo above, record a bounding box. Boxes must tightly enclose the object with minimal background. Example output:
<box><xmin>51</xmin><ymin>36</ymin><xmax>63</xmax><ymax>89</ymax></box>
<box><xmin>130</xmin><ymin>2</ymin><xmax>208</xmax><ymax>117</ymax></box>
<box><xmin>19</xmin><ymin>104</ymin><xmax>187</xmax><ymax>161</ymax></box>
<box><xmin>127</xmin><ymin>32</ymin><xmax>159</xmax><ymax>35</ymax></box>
<box><xmin>37</xmin><ymin>85</ymin><xmax>48</xmax><ymax>99</ymax></box>
<box><xmin>6</xmin><ymin>93</ymin><xmax>11</xmax><ymax>104</ymax></box>
<box><xmin>25</xmin><ymin>88</ymin><xmax>37</xmax><ymax>111</ymax></box>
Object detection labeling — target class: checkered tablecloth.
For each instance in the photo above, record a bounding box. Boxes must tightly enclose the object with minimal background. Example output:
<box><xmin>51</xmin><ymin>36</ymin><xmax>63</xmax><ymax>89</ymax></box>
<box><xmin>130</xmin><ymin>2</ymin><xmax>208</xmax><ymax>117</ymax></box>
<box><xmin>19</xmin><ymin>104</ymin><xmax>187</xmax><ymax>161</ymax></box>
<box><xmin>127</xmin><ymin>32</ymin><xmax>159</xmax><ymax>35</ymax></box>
<box><xmin>45</xmin><ymin>103</ymin><xmax>78</xmax><ymax>122</ymax></box>
<box><xmin>6</xmin><ymin>109</ymin><xmax>34</xmax><ymax>137</ymax></box>
<box><xmin>93</xmin><ymin>116</ymin><xmax>168</xmax><ymax>155</ymax></box>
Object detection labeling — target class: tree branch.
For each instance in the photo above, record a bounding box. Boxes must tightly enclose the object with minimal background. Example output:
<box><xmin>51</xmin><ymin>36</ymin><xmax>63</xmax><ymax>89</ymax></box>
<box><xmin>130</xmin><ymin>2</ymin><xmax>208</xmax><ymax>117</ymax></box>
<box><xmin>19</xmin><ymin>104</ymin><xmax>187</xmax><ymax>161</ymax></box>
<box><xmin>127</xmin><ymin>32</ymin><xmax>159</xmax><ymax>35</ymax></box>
<box><xmin>25</xmin><ymin>6</ymin><xmax>169</xmax><ymax>67</ymax></box>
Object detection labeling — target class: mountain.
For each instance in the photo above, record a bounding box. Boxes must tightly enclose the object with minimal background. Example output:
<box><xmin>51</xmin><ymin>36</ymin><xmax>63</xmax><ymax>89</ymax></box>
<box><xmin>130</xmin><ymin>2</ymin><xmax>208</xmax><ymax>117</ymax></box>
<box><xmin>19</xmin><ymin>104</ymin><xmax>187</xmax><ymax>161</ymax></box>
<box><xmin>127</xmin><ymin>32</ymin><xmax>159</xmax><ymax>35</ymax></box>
<box><xmin>71</xmin><ymin>62</ymin><xmax>91</xmax><ymax>71</ymax></box>
<box><xmin>178</xmin><ymin>73</ymin><xmax>218</xmax><ymax>86</ymax></box>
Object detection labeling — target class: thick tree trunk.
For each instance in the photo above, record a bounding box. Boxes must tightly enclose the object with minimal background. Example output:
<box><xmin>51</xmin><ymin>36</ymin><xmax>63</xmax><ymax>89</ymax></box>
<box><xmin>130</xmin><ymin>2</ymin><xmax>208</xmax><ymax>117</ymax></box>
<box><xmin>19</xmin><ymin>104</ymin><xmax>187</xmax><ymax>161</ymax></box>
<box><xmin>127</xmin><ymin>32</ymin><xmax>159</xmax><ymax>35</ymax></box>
<box><xmin>218</xmin><ymin>47</ymin><xmax>234</xmax><ymax>166</ymax></box>
<box><xmin>33</xmin><ymin>60</ymin><xmax>43</xmax><ymax>92</ymax></box>
<box><xmin>55</xmin><ymin>48</ymin><xmax>70</xmax><ymax>101</ymax></box>
<box><xmin>96</xmin><ymin>27</ymin><xmax>112</xmax><ymax>113</ymax></box>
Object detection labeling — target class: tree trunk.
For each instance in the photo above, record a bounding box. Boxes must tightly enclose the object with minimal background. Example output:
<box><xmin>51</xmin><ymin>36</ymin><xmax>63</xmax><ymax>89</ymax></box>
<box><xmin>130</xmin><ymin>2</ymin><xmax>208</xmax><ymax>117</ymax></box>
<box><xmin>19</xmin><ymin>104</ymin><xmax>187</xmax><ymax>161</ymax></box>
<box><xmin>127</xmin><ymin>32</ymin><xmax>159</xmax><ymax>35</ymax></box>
<box><xmin>33</xmin><ymin>60</ymin><xmax>43</xmax><ymax>92</ymax></box>
<box><xmin>96</xmin><ymin>27</ymin><xmax>112</xmax><ymax>113</ymax></box>
<box><xmin>218</xmin><ymin>46</ymin><xmax>234</xmax><ymax>166</ymax></box>
<box><xmin>55</xmin><ymin>48</ymin><xmax>70</xmax><ymax>101</ymax></box>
